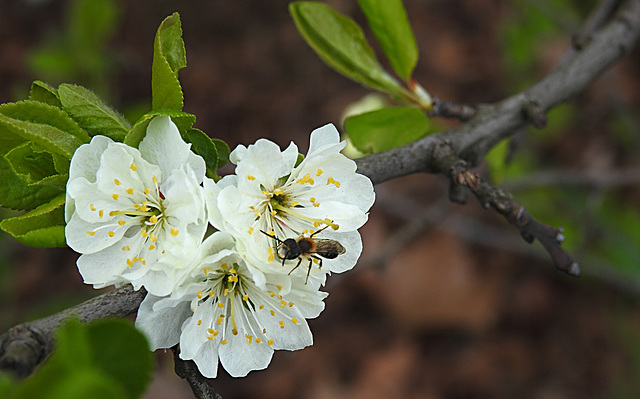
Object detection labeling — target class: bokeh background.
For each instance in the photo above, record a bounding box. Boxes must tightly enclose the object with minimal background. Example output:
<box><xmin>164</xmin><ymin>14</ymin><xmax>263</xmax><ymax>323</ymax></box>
<box><xmin>2</xmin><ymin>0</ymin><xmax>640</xmax><ymax>398</ymax></box>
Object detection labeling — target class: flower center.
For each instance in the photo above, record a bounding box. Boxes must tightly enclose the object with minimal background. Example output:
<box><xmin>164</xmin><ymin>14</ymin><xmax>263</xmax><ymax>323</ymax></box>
<box><xmin>253</xmin><ymin>182</ymin><xmax>339</xmax><ymax>236</ymax></box>
<box><xmin>85</xmin><ymin>168</ymin><xmax>181</xmax><ymax>270</ymax></box>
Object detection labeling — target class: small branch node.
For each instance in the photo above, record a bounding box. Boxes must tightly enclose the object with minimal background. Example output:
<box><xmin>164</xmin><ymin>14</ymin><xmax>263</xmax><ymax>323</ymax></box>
<box><xmin>523</xmin><ymin>101</ymin><xmax>547</xmax><ymax>129</ymax></box>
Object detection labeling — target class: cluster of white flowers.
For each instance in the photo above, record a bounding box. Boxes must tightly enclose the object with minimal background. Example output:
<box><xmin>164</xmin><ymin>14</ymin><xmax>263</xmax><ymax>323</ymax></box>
<box><xmin>65</xmin><ymin>116</ymin><xmax>375</xmax><ymax>378</ymax></box>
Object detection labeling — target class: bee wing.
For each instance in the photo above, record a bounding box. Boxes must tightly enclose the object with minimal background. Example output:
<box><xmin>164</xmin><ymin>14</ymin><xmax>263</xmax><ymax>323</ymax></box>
<box><xmin>312</xmin><ymin>239</ymin><xmax>346</xmax><ymax>258</ymax></box>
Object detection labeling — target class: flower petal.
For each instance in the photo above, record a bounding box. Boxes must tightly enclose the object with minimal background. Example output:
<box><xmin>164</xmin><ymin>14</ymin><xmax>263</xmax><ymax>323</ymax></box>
<box><xmin>138</xmin><ymin>115</ymin><xmax>205</xmax><ymax>182</ymax></box>
<box><xmin>135</xmin><ymin>293</ymin><xmax>192</xmax><ymax>350</ymax></box>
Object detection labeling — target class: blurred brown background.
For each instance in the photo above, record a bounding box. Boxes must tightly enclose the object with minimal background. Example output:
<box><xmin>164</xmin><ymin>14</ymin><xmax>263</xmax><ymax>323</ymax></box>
<box><xmin>2</xmin><ymin>0</ymin><xmax>640</xmax><ymax>398</ymax></box>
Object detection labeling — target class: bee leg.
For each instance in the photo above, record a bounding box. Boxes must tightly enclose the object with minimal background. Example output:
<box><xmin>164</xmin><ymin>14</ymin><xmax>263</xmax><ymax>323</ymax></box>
<box><xmin>310</xmin><ymin>224</ymin><xmax>331</xmax><ymax>238</ymax></box>
<box><xmin>305</xmin><ymin>258</ymin><xmax>313</xmax><ymax>284</ymax></box>
<box><xmin>288</xmin><ymin>257</ymin><xmax>303</xmax><ymax>275</ymax></box>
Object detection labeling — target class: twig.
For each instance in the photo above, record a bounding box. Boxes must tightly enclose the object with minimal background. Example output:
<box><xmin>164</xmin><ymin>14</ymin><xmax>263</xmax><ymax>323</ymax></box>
<box><xmin>430</xmin><ymin>141</ymin><xmax>581</xmax><ymax>277</ymax></box>
<box><xmin>0</xmin><ymin>285</ymin><xmax>146</xmax><ymax>379</ymax></box>
<box><xmin>429</xmin><ymin>96</ymin><xmax>477</xmax><ymax>121</ymax></box>
<box><xmin>172</xmin><ymin>346</ymin><xmax>223</xmax><ymax>399</ymax></box>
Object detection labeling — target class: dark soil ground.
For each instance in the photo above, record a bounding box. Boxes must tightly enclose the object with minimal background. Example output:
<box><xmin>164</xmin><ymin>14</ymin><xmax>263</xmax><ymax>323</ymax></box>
<box><xmin>2</xmin><ymin>1</ymin><xmax>640</xmax><ymax>398</ymax></box>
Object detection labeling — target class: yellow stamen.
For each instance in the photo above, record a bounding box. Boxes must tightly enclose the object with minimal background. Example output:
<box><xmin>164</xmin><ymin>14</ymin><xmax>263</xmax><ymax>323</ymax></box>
<box><xmin>327</xmin><ymin>177</ymin><xmax>341</xmax><ymax>187</ymax></box>
<box><xmin>87</xmin><ymin>231</ymin><xmax>96</xmax><ymax>236</ymax></box>
<box><xmin>130</xmin><ymin>163</ymin><xmax>137</xmax><ymax>171</ymax></box>
<box><xmin>126</xmin><ymin>188</ymin><xmax>134</xmax><ymax>195</ymax></box>
<box><xmin>170</xmin><ymin>228</ymin><xmax>179</xmax><ymax>236</ymax></box>
<box><xmin>108</xmin><ymin>231</ymin><xmax>115</xmax><ymax>237</ymax></box>
<box><xmin>114</xmin><ymin>179</ymin><xmax>121</xmax><ymax>185</ymax></box>
<box><xmin>296</xmin><ymin>174</ymin><xmax>314</xmax><ymax>185</ymax></box>
<box><xmin>112</xmin><ymin>194</ymin><xmax>119</xmax><ymax>200</ymax></box>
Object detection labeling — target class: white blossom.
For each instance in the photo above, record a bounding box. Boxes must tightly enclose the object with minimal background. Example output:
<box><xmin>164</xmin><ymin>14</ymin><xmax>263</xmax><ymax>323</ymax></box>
<box><xmin>135</xmin><ymin>232</ymin><xmax>327</xmax><ymax>378</ymax></box>
<box><xmin>205</xmin><ymin>124</ymin><xmax>375</xmax><ymax>284</ymax></box>
<box><xmin>65</xmin><ymin>116</ymin><xmax>208</xmax><ymax>296</ymax></box>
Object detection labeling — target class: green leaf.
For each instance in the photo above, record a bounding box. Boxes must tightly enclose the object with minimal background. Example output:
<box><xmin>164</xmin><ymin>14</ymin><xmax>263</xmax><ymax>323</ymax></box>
<box><xmin>0</xmin><ymin>194</ymin><xmax>66</xmax><ymax>248</ymax></box>
<box><xmin>29</xmin><ymin>81</ymin><xmax>62</xmax><ymax>108</ymax></box>
<box><xmin>211</xmin><ymin>138</ymin><xmax>230</xmax><ymax>168</ymax></box>
<box><xmin>344</xmin><ymin>106</ymin><xmax>430</xmax><ymax>153</ymax></box>
<box><xmin>0</xmin><ymin>101</ymin><xmax>89</xmax><ymax>159</ymax></box>
<box><xmin>5</xmin><ymin>142</ymin><xmax>59</xmax><ymax>184</ymax></box>
<box><xmin>289</xmin><ymin>1</ymin><xmax>401</xmax><ymax>94</ymax></box>
<box><xmin>14</xmin><ymin>318</ymin><xmax>151</xmax><ymax>399</ymax></box>
<box><xmin>86</xmin><ymin>319</ymin><xmax>153</xmax><ymax>399</ymax></box>
<box><xmin>152</xmin><ymin>12</ymin><xmax>186</xmax><ymax>111</ymax></box>
<box><xmin>0</xmin><ymin>126</ymin><xmax>63</xmax><ymax>210</ymax></box>
<box><xmin>58</xmin><ymin>84</ymin><xmax>130</xmax><ymax>141</ymax></box>
<box><xmin>357</xmin><ymin>0</ymin><xmax>418</xmax><ymax>81</ymax></box>
<box><xmin>124</xmin><ymin>110</ymin><xmax>196</xmax><ymax>148</ymax></box>
<box><xmin>0</xmin><ymin>155</ymin><xmax>63</xmax><ymax>211</ymax></box>
<box><xmin>183</xmin><ymin>128</ymin><xmax>219</xmax><ymax>179</ymax></box>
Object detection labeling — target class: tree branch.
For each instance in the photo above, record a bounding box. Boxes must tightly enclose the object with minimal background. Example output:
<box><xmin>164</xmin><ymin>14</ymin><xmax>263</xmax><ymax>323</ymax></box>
<box><xmin>0</xmin><ymin>285</ymin><xmax>146</xmax><ymax>379</ymax></box>
<box><xmin>430</xmin><ymin>141</ymin><xmax>580</xmax><ymax>276</ymax></box>
<box><xmin>354</xmin><ymin>0</ymin><xmax>640</xmax><ymax>184</ymax></box>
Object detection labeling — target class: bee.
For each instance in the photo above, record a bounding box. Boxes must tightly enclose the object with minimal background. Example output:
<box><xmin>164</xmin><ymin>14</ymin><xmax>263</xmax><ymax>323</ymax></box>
<box><xmin>261</xmin><ymin>224</ymin><xmax>346</xmax><ymax>283</ymax></box>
